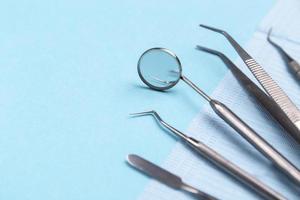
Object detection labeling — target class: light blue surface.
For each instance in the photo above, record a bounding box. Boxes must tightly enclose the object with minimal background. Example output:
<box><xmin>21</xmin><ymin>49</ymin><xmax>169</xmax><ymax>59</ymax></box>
<box><xmin>0</xmin><ymin>1</ymin><xmax>273</xmax><ymax>199</ymax></box>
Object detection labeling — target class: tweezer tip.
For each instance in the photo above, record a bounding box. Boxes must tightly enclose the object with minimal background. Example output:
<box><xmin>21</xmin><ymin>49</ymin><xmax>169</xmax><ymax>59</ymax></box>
<box><xmin>199</xmin><ymin>24</ymin><xmax>227</xmax><ymax>35</ymax></box>
<box><xmin>199</xmin><ymin>24</ymin><xmax>208</xmax><ymax>28</ymax></box>
<box><xmin>199</xmin><ymin>24</ymin><xmax>210</xmax><ymax>29</ymax></box>
<box><xmin>195</xmin><ymin>45</ymin><xmax>207</xmax><ymax>52</ymax></box>
<box><xmin>195</xmin><ymin>45</ymin><xmax>207</xmax><ymax>51</ymax></box>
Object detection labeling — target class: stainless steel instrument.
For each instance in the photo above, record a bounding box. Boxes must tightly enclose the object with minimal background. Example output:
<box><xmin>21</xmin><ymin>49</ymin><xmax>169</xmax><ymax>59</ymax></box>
<box><xmin>195</xmin><ymin>45</ymin><xmax>300</xmax><ymax>147</ymax></box>
<box><xmin>127</xmin><ymin>154</ymin><xmax>219</xmax><ymax>200</ymax></box>
<box><xmin>137</xmin><ymin>47</ymin><xmax>300</xmax><ymax>185</ymax></box>
<box><xmin>267</xmin><ymin>28</ymin><xmax>300</xmax><ymax>80</ymax></box>
<box><xmin>130</xmin><ymin>111</ymin><xmax>287</xmax><ymax>200</ymax></box>
<box><xmin>199</xmin><ymin>24</ymin><xmax>300</xmax><ymax>143</ymax></box>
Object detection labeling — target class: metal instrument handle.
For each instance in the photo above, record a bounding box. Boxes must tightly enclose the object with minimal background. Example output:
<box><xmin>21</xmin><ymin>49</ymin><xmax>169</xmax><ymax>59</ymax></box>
<box><xmin>181</xmin><ymin>182</ymin><xmax>220</xmax><ymax>200</ymax></box>
<box><xmin>185</xmin><ymin>137</ymin><xmax>287</xmax><ymax>200</ymax></box>
<box><xmin>288</xmin><ymin>60</ymin><xmax>300</xmax><ymax>80</ymax></box>
<box><xmin>192</xmin><ymin>190</ymin><xmax>220</xmax><ymax>200</ymax></box>
<box><xmin>210</xmin><ymin>99</ymin><xmax>300</xmax><ymax>185</ymax></box>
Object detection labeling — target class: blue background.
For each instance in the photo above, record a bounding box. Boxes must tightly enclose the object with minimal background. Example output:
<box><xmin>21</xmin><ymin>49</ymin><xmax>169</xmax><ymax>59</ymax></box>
<box><xmin>0</xmin><ymin>0</ymin><xmax>273</xmax><ymax>199</ymax></box>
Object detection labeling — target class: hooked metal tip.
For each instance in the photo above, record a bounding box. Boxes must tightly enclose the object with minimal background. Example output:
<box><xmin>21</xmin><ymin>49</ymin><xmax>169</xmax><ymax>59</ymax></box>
<box><xmin>130</xmin><ymin>110</ymin><xmax>156</xmax><ymax>117</ymax></box>
<box><xmin>199</xmin><ymin>24</ymin><xmax>251</xmax><ymax>60</ymax></box>
<box><xmin>195</xmin><ymin>45</ymin><xmax>234</xmax><ymax>70</ymax></box>
<box><xmin>267</xmin><ymin>28</ymin><xmax>275</xmax><ymax>44</ymax></box>
<box><xmin>130</xmin><ymin>110</ymin><xmax>188</xmax><ymax>140</ymax></box>
<box><xmin>130</xmin><ymin>110</ymin><xmax>163</xmax><ymax>122</ymax></box>
<box><xmin>266</xmin><ymin>28</ymin><xmax>292</xmax><ymax>62</ymax></box>
<box><xmin>267</xmin><ymin>28</ymin><xmax>281</xmax><ymax>48</ymax></box>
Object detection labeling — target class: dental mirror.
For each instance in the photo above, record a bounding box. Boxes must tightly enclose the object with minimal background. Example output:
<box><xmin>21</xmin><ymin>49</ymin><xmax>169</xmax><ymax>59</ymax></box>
<box><xmin>138</xmin><ymin>47</ymin><xmax>211</xmax><ymax>100</ymax></box>
<box><xmin>137</xmin><ymin>48</ymin><xmax>182</xmax><ymax>91</ymax></box>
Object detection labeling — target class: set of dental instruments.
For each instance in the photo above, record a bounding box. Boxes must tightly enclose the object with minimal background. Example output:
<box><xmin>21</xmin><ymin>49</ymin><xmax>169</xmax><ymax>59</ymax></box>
<box><xmin>127</xmin><ymin>24</ymin><xmax>300</xmax><ymax>200</ymax></box>
<box><xmin>200</xmin><ymin>25</ymin><xmax>300</xmax><ymax>142</ymax></box>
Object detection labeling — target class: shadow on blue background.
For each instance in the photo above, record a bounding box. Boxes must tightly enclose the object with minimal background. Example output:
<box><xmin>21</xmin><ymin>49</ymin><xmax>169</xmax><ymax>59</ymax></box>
<box><xmin>0</xmin><ymin>0</ymin><xmax>273</xmax><ymax>199</ymax></box>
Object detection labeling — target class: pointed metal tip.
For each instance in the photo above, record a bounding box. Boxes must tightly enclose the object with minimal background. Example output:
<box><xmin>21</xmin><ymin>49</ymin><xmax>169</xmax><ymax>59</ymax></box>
<box><xmin>195</xmin><ymin>45</ymin><xmax>210</xmax><ymax>52</ymax></box>
<box><xmin>267</xmin><ymin>28</ymin><xmax>273</xmax><ymax>38</ymax></box>
<box><xmin>195</xmin><ymin>45</ymin><xmax>202</xmax><ymax>50</ymax></box>
<box><xmin>129</xmin><ymin>110</ymin><xmax>156</xmax><ymax>117</ymax></box>
<box><xmin>130</xmin><ymin>110</ymin><xmax>165</xmax><ymax>129</ymax></box>
<box><xmin>199</xmin><ymin>24</ymin><xmax>212</xmax><ymax>30</ymax></box>
<box><xmin>267</xmin><ymin>28</ymin><xmax>276</xmax><ymax>44</ymax></box>
<box><xmin>268</xmin><ymin>27</ymin><xmax>273</xmax><ymax>33</ymax></box>
<box><xmin>199</xmin><ymin>24</ymin><xmax>226</xmax><ymax>34</ymax></box>
<box><xmin>196</xmin><ymin>45</ymin><xmax>211</xmax><ymax>54</ymax></box>
<box><xmin>196</xmin><ymin>45</ymin><xmax>225</xmax><ymax>59</ymax></box>
<box><xmin>130</xmin><ymin>110</ymin><xmax>188</xmax><ymax>141</ymax></box>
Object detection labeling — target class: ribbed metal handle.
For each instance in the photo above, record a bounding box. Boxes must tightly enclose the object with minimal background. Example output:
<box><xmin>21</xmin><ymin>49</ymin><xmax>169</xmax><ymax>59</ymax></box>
<box><xmin>245</xmin><ymin>58</ymin><xmax>300</xmax><ymax>123</ymax></box>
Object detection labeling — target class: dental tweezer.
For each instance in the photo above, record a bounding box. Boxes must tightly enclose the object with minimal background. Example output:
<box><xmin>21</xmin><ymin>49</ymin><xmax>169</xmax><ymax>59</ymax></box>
<box><xmin>195</xmin><ymin>45</ymin><xmax>300</xmax><ymax>141</ymax></box>
<box><xmin>200</xmin><ymin>24</ymin><xmax>300</xmax><ymax>143</ymax></box>
<box><xmin>131</xmin><ymin>111</ymin><xmax>287</xmax><ymax>200</ymax></box>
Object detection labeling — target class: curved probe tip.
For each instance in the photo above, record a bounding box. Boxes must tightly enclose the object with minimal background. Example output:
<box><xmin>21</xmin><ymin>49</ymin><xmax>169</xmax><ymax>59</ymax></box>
<box><xmin>129</xmin><ymin>110</ymin><xmax>163</xmax><ymax>122</ymax></box>
<box><xmin>130</xmin><ymin>110</ymin><xmax>156</xmax><ymax>117</ymax></box>
<box><xmin>267</xmin><ymin>28</ymin><xmax>274</xmax><ymax>43</ymax></box>
<box><xmin>130</xmin><ymin>110</ymin><xmax>188</xmax><ymax>140</ymax></box>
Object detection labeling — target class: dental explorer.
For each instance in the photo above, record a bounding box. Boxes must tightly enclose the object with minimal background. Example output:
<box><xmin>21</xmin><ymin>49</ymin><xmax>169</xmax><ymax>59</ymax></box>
<box><xmin>130</xmin><ymin>110</ymin><xmax>287</xmax><ymax>200</ymax></box>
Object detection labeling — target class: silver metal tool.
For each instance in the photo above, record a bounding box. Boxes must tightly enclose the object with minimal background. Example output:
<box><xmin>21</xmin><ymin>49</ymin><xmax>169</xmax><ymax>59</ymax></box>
<box><xmin>127</xmin><ymin>154</ymin><xmax>219</xmax><ymax>200</ymax></box>
<box><xmin>199</xmin><ymin>24</ymin><xmax>300</xmax><ymax>143</ymax></box>
<box><xmin>130</xmin><ymin>111</ymin><xmax>287</xmax><ymax>200</ymax></box>
<box><xmin>195</xmin><ymin>45</ymin><xmax>300</xmax><ymax>145</ymax></box>
<box><xmin>267</xmin><ymin>28</ymin><xmax>300</xmax><ymax>80</ymax></box>
<box><xmin>137</xmin><ymin>47</ymin><xmax>300</xmax><ymax>185</ymax></box>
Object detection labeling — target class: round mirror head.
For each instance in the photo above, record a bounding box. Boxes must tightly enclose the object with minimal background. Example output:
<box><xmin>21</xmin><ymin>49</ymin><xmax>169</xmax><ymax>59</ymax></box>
<box><xmin>137</xmin><ymin>48</ymin><xmax>182</xmax><ymax>91</ymax></box>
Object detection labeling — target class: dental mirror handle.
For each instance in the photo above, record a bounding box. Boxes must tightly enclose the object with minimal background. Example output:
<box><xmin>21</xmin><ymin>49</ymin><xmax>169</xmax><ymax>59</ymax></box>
<box><xmin>185</xmin><ymin>137</ymin><xmax>286</xmax><ymax>200</ymax></box>
<box><xmin>210</xmin><ymin>99</ymin><xmax>300</xmax><ymax>185</ymax></box>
